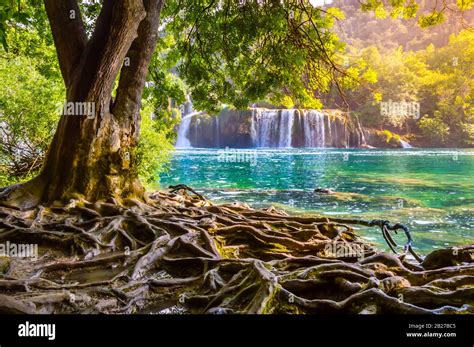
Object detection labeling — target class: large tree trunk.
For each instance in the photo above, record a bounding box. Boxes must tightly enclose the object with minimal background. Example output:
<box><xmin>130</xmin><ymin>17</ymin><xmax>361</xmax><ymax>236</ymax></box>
<box><xmin>0</xmin><ymin>0</ymin><xmax>164</xmax><ymax>209</ymax></box>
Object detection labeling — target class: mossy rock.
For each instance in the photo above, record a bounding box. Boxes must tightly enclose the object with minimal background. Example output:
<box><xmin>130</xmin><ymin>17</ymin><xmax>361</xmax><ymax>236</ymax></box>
<box><xmin>365</xmin><ymin>129</ymin><xmax>404</xmax><ymax>148</ymax></box>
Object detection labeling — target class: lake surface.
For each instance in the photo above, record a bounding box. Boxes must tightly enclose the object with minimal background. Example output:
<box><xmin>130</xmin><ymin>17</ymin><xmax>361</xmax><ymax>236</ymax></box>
<box><xmin>160</xmin><ymin>148</ymin><xmax>474</xmax><ymax>254</ymax></box>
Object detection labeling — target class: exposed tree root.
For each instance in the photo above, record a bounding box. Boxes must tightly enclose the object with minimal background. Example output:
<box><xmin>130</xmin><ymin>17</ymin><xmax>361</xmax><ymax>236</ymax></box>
<box><xmin>0</xmin><ymin>188</ymin><xmax>473</xmax><ymax>314</ymax></box>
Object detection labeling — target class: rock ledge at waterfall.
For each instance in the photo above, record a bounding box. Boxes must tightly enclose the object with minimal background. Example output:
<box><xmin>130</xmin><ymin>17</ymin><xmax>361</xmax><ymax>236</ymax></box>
<box><xmin>176</xmin><ymin>108</ymin><xmax>407</xmax><ymax>149</ymax></box>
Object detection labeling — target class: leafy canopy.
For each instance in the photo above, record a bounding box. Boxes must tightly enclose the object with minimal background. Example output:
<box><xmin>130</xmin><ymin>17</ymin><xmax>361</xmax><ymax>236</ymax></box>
<box><xmin>161</xmin><ymin>0</ymin><xmax>472</xmax><ymax>111</ymax></box>
<box><xmin>0</xmin><ymin>0</ymin><xmax>471</xmax><ymax>112</ymax></box>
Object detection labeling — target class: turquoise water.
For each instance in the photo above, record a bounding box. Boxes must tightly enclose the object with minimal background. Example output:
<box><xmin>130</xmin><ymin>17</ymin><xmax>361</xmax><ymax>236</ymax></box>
<box><xmin>160</xmin><ymin>148</ymin><xmax>474</xmax><ymax>254</ymax></box>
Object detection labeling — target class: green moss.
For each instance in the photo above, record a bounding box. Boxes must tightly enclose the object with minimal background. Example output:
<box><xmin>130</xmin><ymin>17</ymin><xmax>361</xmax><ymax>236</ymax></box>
<box><xmin>261</xmin><ymin>284</ymin><xmax>281</xmax><ymax>314</ymax></box>
<box><xmin>0</xmin><ymin>257</ymin><xmax>11</xmax><ymax>274</ymax></box>
<box><xmin>268</xmin><ymin>242</ymin><xmax>290</xmax><ymax>253</ymax></box>
<box><xmin>382</xmin><ymin>129</ymin><xmax>401</xmax><ymax>145</ymax></box>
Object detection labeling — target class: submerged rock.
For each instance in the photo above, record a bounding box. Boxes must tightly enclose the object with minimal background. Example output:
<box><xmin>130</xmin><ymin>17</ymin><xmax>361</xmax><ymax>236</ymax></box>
<box><xmin>314</xmin><ymin>188</ymin><xmax>335</xmax><ymax>194</ymax></box>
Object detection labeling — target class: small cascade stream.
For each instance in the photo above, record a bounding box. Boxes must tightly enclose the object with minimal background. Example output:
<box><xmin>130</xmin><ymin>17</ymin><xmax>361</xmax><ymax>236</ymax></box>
<box><xmin>175</xmin><ymin>112</ymin><xmax>200</xmax><ymax>148</ymax></box>
<box><xmin>400</xmin><ymin>140</ymin><xmax>413</xmax><ymax>148</ymax></box>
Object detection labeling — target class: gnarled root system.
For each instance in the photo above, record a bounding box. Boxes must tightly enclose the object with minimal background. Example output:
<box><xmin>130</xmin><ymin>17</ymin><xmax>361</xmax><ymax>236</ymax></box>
<box><xmin>0</xmin><ymin>188</ymin><xmax>473</xmax><ymax>314</ymax></box>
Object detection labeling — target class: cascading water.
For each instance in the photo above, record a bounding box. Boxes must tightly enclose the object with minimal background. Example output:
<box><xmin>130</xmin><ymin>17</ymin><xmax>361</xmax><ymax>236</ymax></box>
<box><xmin>278</xmin><ymin>110</ymin><xmax>295</xmax><ymax>147</ymax></box>
<box><xmin>400</xmin><ymin>139</ymin><xmax>413</xmax><ymax>148</ymax></box>
<box><xmin>249</xmin><ymin>108</ymin><xmax>344</xmax><ymax>148</ymax></box>
<box><xmin>176</xmin><ymin>112</ymin><xmax>200</xmax><ymax>148</ymax></box>
<box><xmin>178</xmin><ymin>108</ymin><xmax>368</xmax><ymax>148</ymax></box>
<box><xmin>250</xmin><ymin>109</ymin><xmax>333</xmax><ymax>148</ymax></box>
<box><xmin>354</xmin><ymin>115</ymin><xmax>367</xmax><ymax>147</ymax></box>
<box><xmin>215</xmin><ymin>116</ymin><xmax>220</xmax><ymax>147</ymax></box>
<box><xmin>326</xmin><ymin>114</ymin><xmax>332</xmax><ymax>146</ymax></box>
<box><xmin>251</xmin><ymin>109</ymin><xmax>280</xmax><ymax>147</ymax></box>
<box><xmin>301</xmin><ymin>110</ymin><xmax>325</xmax><ymax>147</ymax></box>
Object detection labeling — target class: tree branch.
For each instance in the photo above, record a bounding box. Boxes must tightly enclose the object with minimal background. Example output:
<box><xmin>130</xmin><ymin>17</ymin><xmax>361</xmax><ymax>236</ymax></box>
<box><xmin>70</xmin><ymin>0</ymin><xmax>147</xmax><ymax>106</ymax></box>
<box><xmin>43</xmin><ymin>0</ymin><xmax>88</xmax><ymax>87</ymax></box>
<box><xmin>113</xmin><ymin>0</ymin><xmax>165</xmax><ymax>125</ymax></box>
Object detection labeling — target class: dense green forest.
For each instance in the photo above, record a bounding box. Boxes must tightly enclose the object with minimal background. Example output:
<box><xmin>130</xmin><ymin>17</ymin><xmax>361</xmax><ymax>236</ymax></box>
<box><xmin>0</xmin><ymin>8</ymin><xmax>174</xmax><ymax>187</ymax></box>
<box><xmin>334</xmin><ymin>0</ymin><xmax>473</xmax><ymax>50</ymax></box>
<box><xmin>325</xmin><ymin>0</ymin><xmax>474</xmax><ymax>147</ymax></box>
<box><xmin>328</xmin><ymin>29</ymin><xmax>474</xmax><ymax>147</ymax></box>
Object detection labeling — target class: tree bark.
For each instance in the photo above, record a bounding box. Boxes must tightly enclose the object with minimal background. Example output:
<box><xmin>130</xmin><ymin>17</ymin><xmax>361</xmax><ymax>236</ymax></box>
<box><xmin>0</xmin><ymin>0</ymin><xmax>164</xmax><ymax>209</ymax></box>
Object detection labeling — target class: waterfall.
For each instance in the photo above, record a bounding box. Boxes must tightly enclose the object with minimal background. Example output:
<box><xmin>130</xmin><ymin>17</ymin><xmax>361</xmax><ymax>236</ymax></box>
<box><xmin>302</xmin><ymin>111</ymin><xmax>312</xmax><ymax>146</ymax></box>
<box><xmin>326</xmin><ymin>114</ymin><xmax>332</xmax><ymax>147</ymax></box>
<box><xmin>355</xmin><ymin>115</ymin><xmax>367</xmax><ymax>147</ymax></box>
<box><xmin>278</xmin><ymin>110</ymin><xmax>295</xmax><ymax>147</ymax></box>
<box><xmin>250</xmin><ymin>110</ymin><xmax>258</xmax><ymax>147</ymax></box>
<box><xmin>360</xmin><ymin>128</ymin><xmax>367</xmax><ymax>146</ymax></box>
<box><xmin>400</xmin><ymin>139</ymin><xmax>413</xmax><ymax>148</ymax></box>
<box><xmin>215</xmin><ymin>116</ymin><xmax>220</xmax><ymax>147</ymax></box>
<box><xmin>250</xmin><ymin>108</ymin><xmax>332</xmax><ymax>148</ymax></box>
<box><xmin>176</xmin><ymin>112</ymin><xmax>200</xmax><ymax>148</ymax></box>
<box><xmin>332</xmin><ymin>117</ymin><xmax>339</xmax><ymax>147</ymax></box>
<box><xmin>302</xmin><ymin>110</ymin><xmax>325</xmax><ymax>147</ymax></box>
<box><xmin>316</xmin><ymin>111</ymin><xmax>325</xmax><ymax>147</ymax></box>
<box><xmin>251</xmin><ymin>109</ymin><xmax>280</xmax><ymax>147</ymax></box>
<box><xmin>182</xmin><ymin>108</ymin><xmax>369</xmax><ymax>149</ymax></box>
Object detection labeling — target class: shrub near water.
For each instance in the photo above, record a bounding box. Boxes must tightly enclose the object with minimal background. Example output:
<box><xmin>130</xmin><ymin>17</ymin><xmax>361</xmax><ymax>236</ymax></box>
<box><xmin>0</xmin><ymin>60</ymin><xmax>174</xmax><ymax>188</ymax></box>
<box><xmin>0</xmin><ymin>56</ymin><xmax>63</xmax><ymax>186</ymax></box>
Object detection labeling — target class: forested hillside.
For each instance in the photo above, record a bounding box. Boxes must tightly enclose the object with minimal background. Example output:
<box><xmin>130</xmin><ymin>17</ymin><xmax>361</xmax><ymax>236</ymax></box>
<box><xmin>333</xmin><ymin>0</ymin><xmax>473</xmax><ymax>50</ymax></box>
<box><xmin>322</xmin><ymin>0</ymin><xmax>474</xmax><ymax>147</ymax></box>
